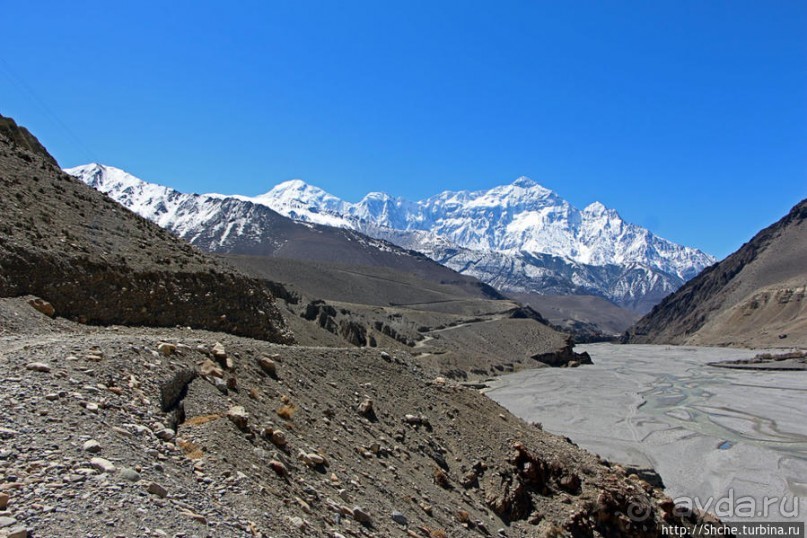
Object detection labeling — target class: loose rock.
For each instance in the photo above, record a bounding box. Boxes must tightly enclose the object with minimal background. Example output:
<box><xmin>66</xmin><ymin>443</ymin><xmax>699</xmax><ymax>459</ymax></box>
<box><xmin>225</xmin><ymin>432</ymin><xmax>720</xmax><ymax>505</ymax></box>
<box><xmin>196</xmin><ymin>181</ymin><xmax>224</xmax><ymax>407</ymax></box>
<box><xmin>90</xmin><ymin>457</ymin><xmax>116</xmax><ymax>473</ymax></box>
<box><xmin>269</xmin><ymin>460</ymin><xmax>288</xmax><ymax>477</ymax></box>
<box><xmin>147</xmin><ymin>481</ymin><xmax>168</xmax><ymax>498</ymax></box>
<box><xmin>352</xmin><ymin>506</ymin><xmax>372</xmax><ymax>525</ymax></box>
<box><xmin>257</xmin><ymin>356</ymin><xmax>277</xmax><ymax>378</ymax></box>
<box><xmin>211</xmin><ymin>342</ymin><xmax>227</xmax><ymax>360</ymax></box>
<box><xmin>226</xmin><ymin>406</ymin><xmax>249</xmax><ymax>431</ymax></box>
<box><xmin>157</xmin><ymin>342</ymin><xmax>176</xmax><ymax>356</ymax></box>
<box><xmin>82</xmin><ymin>439</ymin><xmax>102</xmax><ymax>453</ymax></box>
<box><xmin>119</xmin><ymin>468</ymin><xmax>141</xmax><ymax>482</ymax></box>
<box><xmin>28</xmin><ymin>297</ymin><xmax>55</xmax><ymax>317</ymax></box>
<box><xmin>199</xmin><ymin>359</ymin><xmax>224</xmax><ymax>378</ymax></box>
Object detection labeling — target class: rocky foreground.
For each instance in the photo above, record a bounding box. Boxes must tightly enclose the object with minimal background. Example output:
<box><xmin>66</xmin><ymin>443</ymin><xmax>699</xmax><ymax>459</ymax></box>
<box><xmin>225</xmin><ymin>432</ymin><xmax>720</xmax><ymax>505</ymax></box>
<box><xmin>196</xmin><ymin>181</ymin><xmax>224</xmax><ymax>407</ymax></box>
<box><xmin>0</xmin><ymin>297</ymin><xmax>725</xmax><ymax>538</ymax></box>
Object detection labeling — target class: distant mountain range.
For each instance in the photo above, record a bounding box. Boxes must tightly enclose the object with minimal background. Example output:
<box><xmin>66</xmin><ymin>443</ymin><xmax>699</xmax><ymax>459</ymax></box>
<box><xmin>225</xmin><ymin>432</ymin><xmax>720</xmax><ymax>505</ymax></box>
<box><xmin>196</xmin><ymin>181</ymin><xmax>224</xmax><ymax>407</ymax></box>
<box><xmin>68</xmin><ymin>164</ymin><xmax>715</xmax><ymax>312</ymax></box>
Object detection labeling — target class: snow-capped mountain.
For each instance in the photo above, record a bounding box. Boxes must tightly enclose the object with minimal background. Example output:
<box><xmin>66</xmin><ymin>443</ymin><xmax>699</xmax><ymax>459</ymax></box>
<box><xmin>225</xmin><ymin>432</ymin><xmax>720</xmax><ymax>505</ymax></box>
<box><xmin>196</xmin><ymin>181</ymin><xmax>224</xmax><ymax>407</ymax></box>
<box><xmin>68</xmin><ymin>164</ymin><xmax>716</xmax><ymax>312</ymax></box>
<box><xmin>231</xmin><ymin>174</ymin><xmax>715</xmax><ymax>311</ymax></box>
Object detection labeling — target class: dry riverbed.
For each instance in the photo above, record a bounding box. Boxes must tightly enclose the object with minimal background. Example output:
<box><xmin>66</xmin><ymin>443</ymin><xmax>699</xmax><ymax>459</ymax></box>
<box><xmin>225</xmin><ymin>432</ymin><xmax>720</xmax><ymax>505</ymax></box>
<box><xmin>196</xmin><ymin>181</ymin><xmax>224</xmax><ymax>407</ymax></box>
<box><xmin>485</xmin><ymin>344</ymin><xmax>807</xmax><ymax>523</ymax></box>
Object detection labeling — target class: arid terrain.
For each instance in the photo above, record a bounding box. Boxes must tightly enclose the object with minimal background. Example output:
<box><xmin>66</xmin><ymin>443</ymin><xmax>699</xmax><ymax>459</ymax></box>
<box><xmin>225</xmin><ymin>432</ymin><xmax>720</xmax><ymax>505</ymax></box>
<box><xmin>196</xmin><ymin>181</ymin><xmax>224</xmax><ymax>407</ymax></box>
<box><xmin>0</xmin><ymin>115</ymin><xmax>729</xmax><ymax>537</ymax></box>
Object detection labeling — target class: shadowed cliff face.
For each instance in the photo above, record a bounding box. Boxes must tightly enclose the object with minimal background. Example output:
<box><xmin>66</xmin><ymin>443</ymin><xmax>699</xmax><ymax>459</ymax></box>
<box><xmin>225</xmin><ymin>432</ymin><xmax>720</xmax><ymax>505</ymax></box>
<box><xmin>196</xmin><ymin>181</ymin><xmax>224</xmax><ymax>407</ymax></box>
<box><xmin>625</xmin><ymin>199</ymin><xmax>807</xmax><ymax>347</ymax></box>
<box><xmin>0</xmin><ymin>114</ymin><xmax>292</xmax><ymax>343</ymax></box>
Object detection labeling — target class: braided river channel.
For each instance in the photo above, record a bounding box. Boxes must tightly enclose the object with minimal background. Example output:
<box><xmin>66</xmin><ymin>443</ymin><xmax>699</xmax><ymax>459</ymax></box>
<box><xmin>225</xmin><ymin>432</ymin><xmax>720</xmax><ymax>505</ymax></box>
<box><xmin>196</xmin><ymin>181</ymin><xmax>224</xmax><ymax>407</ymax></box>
<box><xmin>485</xmin><ymin>344</ymin><xmax>807</xmax><ymax>522</ymax></box>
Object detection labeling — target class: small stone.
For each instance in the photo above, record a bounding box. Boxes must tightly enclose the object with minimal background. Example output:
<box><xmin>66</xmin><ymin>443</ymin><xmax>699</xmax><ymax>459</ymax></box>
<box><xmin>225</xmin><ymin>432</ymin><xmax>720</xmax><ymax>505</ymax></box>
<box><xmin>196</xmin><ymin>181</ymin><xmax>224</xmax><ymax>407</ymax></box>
<box><xmin>85</xmin><ymin>402</ymin><xmax>99</xmax><ymax>412</ymax></box>
<box><xmin>0</xmin><ymin>516</ymin><xmax>17</xmax><ymax>529</ymax></box>
<box><xmin>157</xmin><ymin>343</ymin><xmax>176</xmax><ymax>356</ymax></box>
<box><xmin>288</xmin><ymin>516</ymin><xmax>306</xmax><ymax>530</ymax></box>
<box><xmin>380</xmin><ymin>351</ymin><xmax>392</xmax><ymax>362</ymax></box>
<box><xmin>199</xmin><ymin>359</ymin><xmax>224</xmax><ymax>378</ymax></box>
<box><xmin>212</xmin><ymin>376</ymin><xmax>228</xmax><ymax>394</ymax></box>
<box><xmin>226</xmin><ymin>377</ymin><xmax>238</xmax><ymax>390</ymax></box>
<box><xmin>180</xmin><ymin>509</ymin><xmax>207</xmax><ymax>524</ymax></box>
<box><xmin>357</xmin><ymin>397</ymin><xmax>374</xmax><ymax>418</ymax></box>
<box><xmin>119</xmin><ymin>468</ymin><xmax>141</xmax><ymax>482</ymax></box>
<box><xmin>211</xmin><ymin>342</ymin><xmax>227</xmax><ymax>360</ymax></box>
<box><xmin>0</xmin><ymin>428</ymin><xmax>18</xmax><ymax>439</ymax></box>
<box><xmin>0</xmin><ymin>492</ymin><xmax>8</xmax><ymax>509</ymax></box>
<box><xmin>156</xmin><ymin>428</ymin><xmax>176</xmax><ymax>442</ymax></box>
<box><xmin>307</xmin><ymin>453</ymin><xmax>326</xmax><ymax>466</ymax></box>
<box><xmin>5</xmin><ymin>525</ymin><xmax>28</xmax><ymax>538</ymax></box>
<box><xmin>25</xmin><ymin>362</ymin><xmax>51</xmax><ymax>373</ymax></box>
<box><xmin>226</xmin><ymin>406</ymin><xmax>249</xmax><ymax>431</ymax></box>
<box><xmin>270</xmin><ymin>429</ymin><xmax>287</xmax><ymax>447</ymax></box>
<box><xmin>257</xmin><ymin>356</ymin><xmax>277</xmax><ymax>378</ymax></box>
<box><xmin>269</xmin><ymin>460</ymin><xmax>287</xmax><ymax>477</ymax></box>
<box><xmin>90</xmin><ymin>457</ymin><xmax>116</xmax><ymax>473</ymax></box>
<box><xmin>147</xmin><ymin>481</ymin><xmax>168</xmax><ymax>498</ymax></box>
<box><xmin>28</xmin><ymin>297</ymin><xmax>55</xmax><ymax>317</ymax></box>
<box><xmin>82</xmin><ymin>439</ymin><xmax>102</xmax><ymax>453</ymax></box>
<box><xmin>352</xmin><ymin>506</ymin><xmax>372</xmax><ymax>525</ymax></box>
<box><xmin>45</xmin><ymin>393</ymin><xmax>59</xmax><ymax>401</ymax></box>
<box><xmin>391</xmin><ymin>511</ymin><xmax>408</xmax><ymax>525</ymax></box>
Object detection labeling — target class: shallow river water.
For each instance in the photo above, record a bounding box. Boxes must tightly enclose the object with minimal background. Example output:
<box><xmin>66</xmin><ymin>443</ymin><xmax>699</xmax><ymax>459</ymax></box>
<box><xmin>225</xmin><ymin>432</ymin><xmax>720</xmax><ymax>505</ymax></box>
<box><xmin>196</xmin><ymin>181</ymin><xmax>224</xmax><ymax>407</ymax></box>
<box><xmin>485</xmin><ymin>344</ymin><xmax>807</xmax><ymax>522</ymax></box>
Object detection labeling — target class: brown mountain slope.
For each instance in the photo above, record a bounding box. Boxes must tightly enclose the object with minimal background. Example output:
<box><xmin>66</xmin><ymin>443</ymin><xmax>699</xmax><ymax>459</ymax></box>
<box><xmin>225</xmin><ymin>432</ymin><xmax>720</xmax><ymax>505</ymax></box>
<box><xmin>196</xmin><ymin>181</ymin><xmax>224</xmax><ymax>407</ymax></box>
<box><xmin>624</xmin><ymin>199</ymin><xmax>807</xmax><ymax>347</ymax></box>
<box><xmin>0</xmin><ymin>114</ymin><xmax>291</xmax><ymax>343</ymax></box>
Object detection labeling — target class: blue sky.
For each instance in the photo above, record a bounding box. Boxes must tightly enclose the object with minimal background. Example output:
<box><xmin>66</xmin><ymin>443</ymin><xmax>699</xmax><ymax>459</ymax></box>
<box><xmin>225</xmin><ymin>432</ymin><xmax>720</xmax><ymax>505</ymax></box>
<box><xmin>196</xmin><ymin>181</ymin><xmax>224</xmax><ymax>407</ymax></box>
<box><xmin>2</xmin><ymin>1</ymin><xmax>805</xmax><ymax>259</ymax></box>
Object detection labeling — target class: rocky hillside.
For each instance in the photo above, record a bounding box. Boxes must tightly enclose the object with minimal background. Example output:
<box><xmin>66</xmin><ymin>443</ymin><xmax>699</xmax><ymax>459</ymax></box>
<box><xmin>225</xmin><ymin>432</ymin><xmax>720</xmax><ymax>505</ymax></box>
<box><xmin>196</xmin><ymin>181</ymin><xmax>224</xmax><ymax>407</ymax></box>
<box><xmin>625</xmin><ymin>199</ymin><xmax>807</xmax><ymax>347</ymax></box>
<box><xmin>0</xmin><ymin>296</ymin><xmax>725</xmax><ymax>537</ymax></box>
<box><xmin>0</xmin><ymin>115</ymin><xmax>291</xmax><ymax>343</ymax></box>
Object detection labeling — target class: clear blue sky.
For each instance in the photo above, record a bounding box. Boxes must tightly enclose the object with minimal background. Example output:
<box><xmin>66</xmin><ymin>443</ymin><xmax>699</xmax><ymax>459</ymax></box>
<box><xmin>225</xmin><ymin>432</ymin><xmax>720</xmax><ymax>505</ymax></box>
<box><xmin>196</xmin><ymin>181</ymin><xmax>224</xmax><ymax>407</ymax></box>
<box><xmin>2</xmin><ymin>1</ymin><xmax>805</xmax><ymax>259</ymax></box>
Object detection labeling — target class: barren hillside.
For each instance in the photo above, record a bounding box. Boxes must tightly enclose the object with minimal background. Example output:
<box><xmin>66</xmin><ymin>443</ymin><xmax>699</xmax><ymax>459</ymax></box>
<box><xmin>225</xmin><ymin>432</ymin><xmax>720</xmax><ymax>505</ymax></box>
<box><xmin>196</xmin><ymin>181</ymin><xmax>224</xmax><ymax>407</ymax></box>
<box><xmin>625</xmin><ymin>199</ymin><xmax>807</xmax><ymax>347</ymax></box>
<box><xmin>0</xmin><ymin>115</ymin><xmax>291</xmax><ymax>344</ymax></box>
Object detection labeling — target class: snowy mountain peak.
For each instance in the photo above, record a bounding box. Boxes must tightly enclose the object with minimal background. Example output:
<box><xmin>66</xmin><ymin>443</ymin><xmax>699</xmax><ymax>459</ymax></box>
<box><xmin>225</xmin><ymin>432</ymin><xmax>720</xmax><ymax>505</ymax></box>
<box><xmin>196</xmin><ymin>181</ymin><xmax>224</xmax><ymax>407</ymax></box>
<box><xmin>511</xmin><ymin>176</ymin><xmax>538</xmax><ymax>188</ymax></box>
<box><xmin>584</xmin><ymin>201</ymin><xmax>607</xmax><ymax>213</ymax></box>
<box><xmin>583</xmin><ymin>201</ymin><xmax>620</xmax><ymax>220</ymax></box>
<box><xmin>247</xmin><ymin>179</ymin><xmax>350</xmax><ymax>227</ymax></box>
<box><xmin>259</xmin><ymin>179</ymin><xmax>331</xmax><ymax>200</ymax></box>
<box><xmin>360</xmin><ymin>191</ymin><xmax>393</xmax><ymax>202</ymax></box>
<box><xmin>66</xmin><ymin>163</ymin><xmax>144</xmax><ymax>190</ymax></box>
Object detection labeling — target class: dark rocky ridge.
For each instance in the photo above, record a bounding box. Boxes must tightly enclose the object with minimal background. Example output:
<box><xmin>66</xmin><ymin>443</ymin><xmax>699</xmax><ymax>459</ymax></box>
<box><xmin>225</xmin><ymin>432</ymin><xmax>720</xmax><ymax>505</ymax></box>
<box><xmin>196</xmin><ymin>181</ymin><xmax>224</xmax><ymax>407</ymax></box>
<box><xmin>624</xmin><ymin>199</ymin><xmax>807</xmax><ymax>346</ymax></box>
<box><xmin>0</xmin><ymin>114</ymin><xmax>292</xmax><ymax>343</ymax></box>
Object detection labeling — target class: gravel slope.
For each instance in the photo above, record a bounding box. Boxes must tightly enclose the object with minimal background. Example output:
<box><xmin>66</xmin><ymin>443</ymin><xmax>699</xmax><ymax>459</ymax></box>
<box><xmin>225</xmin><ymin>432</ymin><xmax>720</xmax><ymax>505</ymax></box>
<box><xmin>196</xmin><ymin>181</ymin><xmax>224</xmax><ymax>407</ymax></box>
<box><xmin>0</xmin><ymin>297</ymin><xmax>723</xmax><ymax>537</ymax></box>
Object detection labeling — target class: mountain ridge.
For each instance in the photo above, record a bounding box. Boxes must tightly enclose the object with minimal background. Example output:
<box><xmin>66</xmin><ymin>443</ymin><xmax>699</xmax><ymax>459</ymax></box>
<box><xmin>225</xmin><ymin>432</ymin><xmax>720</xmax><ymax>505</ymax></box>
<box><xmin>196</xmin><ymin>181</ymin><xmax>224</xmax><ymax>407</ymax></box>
<box><xmin>68</xmin><ymin>164</ymin><xmax>714</xmax><ymax>313</ymax></box>
<box><xmin>624</xmin><ymin>198</ymin><xmax>807</xmax><ymax>347</ymax></box>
